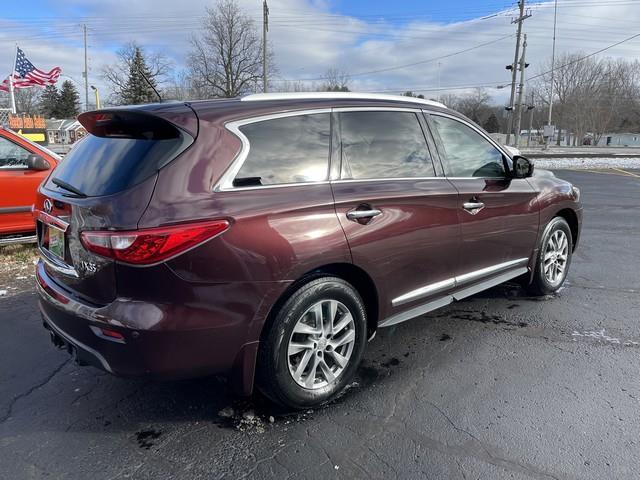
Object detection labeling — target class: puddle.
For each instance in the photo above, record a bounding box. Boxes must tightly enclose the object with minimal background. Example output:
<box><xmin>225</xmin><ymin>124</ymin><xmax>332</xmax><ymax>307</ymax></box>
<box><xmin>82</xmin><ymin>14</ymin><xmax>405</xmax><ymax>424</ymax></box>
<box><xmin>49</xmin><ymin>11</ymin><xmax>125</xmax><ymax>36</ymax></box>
<box><xmin>449</xmin><ymin>310</ymin><xmax>528</xmax><ymax>329</ymax></box>
<box><xmin>439</xmin><ymin>333</ymin><xmax>452</xmax><ymax>342</ymax></box>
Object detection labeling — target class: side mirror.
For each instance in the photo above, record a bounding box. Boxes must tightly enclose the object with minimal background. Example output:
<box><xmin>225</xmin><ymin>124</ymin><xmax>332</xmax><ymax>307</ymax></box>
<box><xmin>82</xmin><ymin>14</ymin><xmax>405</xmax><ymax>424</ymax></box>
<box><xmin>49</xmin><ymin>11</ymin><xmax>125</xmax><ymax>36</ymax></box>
<box><xmin>25</xmin><ymin>154</ymin><xmax>50</xmax><ymax>171</ymax></box>
<box><xmin>512</xmin><ymin>155</ymin><xmax>534</xmax><ymax>178</ymax></box>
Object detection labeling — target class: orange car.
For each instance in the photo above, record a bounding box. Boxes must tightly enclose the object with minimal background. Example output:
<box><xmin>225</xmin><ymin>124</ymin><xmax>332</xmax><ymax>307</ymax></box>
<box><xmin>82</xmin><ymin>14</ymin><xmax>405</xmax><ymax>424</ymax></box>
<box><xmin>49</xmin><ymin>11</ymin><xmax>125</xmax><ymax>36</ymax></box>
<box><xmin>0</xmin><ymin>126</ymin><xmax>59</xmax><ymax>239</ymax></box>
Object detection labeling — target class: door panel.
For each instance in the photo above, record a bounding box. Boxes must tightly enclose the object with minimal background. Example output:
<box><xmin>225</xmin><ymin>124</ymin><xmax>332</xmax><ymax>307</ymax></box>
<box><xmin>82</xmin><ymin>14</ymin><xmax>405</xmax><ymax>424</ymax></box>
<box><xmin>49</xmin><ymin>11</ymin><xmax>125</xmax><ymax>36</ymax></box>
<box><xmin>448</xmin><ymin>178</ymin><xmax>539</xmax><ymax>275</ymax></box>
<box><xmin>332</xmin><ymin>179</ymin><xmax>460</xmax><ymax>319</ymax></box>
<box><xmin>426</xmin><ymin>113</ymin><xmax>540</xmax><ymax>279</ymax></box>
<box><xmin>331</xmin><ymin>109</ymin><xmax>460</xmax><ymax>320</ymax></box>
<box><xmin>0</xmin><ymin>134</ymin><xmax>51</xmax><ymax>235</ymax></box>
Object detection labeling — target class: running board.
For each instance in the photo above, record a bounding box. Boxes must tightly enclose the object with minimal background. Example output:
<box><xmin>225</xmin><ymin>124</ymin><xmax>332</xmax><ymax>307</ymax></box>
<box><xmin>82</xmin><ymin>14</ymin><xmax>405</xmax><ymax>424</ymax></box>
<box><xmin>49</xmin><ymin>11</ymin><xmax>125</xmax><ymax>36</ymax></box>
<box><xmin>379</xmin><ymin>267</ymin><xmax>528</xmax><ymax>328</ymax></box>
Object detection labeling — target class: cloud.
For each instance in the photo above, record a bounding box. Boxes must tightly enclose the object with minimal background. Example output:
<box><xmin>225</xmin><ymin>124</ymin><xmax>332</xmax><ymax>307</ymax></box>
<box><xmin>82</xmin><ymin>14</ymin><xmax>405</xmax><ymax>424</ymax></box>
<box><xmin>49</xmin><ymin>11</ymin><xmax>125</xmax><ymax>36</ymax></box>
<box><xmin>1</xmin><ymin>0</ymin><xmax>640</xmax><ymax>107</ymax></box>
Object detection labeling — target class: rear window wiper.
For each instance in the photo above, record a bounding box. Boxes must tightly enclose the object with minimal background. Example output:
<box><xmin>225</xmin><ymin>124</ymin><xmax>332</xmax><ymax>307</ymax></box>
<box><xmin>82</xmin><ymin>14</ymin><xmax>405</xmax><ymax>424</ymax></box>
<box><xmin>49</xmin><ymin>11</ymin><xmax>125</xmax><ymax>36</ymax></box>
<box><xmin>51</xmin><ymin>177</ymin><xmax>87</xmax><ymax>198</ymax></box>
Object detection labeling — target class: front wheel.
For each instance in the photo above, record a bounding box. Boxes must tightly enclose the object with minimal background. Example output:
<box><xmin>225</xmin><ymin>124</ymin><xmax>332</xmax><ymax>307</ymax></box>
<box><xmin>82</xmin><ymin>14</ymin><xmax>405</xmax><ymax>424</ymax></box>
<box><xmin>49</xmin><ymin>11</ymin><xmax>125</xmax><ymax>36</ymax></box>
<box><xmin>528</xmin><ymin>216</ymin><xmax>573</xmax><ymax>296</ymax></box>
<box><xmin>257</xmin><ymin>277</ymin><xmax>367</xmax><ymax>409</ymax></box>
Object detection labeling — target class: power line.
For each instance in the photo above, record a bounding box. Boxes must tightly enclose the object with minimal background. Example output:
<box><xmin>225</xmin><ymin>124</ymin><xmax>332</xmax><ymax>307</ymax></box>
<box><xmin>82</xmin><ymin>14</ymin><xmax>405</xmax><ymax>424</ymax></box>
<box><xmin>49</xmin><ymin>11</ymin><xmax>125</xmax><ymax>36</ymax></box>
<box><xmin>529</xmin><ymin>30</ymin><xmax>640</xmax><ymax>82</ymax></box>
<box><xmin>273</xmin><ymin>33</ymin><xmax>514</xmax><ymax>82</ymax></box>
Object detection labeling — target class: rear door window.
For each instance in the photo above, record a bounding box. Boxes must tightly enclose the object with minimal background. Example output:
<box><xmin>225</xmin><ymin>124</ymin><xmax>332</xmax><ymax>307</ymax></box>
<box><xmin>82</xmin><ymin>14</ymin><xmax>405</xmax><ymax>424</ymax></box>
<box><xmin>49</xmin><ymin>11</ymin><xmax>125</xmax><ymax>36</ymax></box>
<box><xmin>338</xmin><ymin>111</ymin><xmax>435</xmax><ymax>179</ymax></box>
<box><xmin>429</xmin><ymin>115</ymin><xmax>506</xmax><ymax>178</ymax></box>
<box><xmin>234</xmin><ymin>113</ymin><xmax>330</xmax><ymax>187</ymax></box>
<box><xmin>0</xmin><ymin>136</ymin><xmax>31</xmax><ymax>169</ymax></box>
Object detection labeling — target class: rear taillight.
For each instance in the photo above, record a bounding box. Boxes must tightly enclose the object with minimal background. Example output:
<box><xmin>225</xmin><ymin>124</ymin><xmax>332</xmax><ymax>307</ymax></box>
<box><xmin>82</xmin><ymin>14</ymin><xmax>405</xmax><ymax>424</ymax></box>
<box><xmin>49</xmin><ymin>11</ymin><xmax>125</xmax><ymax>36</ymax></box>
<box><xmin>80</xmin><ymin>220</ymin><xmax>230</xmax><ymax>265</ymax></box>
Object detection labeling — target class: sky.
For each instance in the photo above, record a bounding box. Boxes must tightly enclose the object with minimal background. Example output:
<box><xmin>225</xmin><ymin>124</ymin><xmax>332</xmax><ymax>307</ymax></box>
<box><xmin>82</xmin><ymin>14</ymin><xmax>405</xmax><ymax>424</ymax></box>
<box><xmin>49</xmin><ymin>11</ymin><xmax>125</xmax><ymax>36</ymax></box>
<box><xmin>1</xmin><ymin>0</ymin><xmax>640</xmax><ymax>109</ymax></box>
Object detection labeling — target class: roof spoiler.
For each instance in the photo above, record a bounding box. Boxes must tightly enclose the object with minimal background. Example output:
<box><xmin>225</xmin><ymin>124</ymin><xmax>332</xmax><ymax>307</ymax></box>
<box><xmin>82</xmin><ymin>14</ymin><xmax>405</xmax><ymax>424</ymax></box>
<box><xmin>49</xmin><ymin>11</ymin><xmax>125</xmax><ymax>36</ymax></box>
<box><xmin>77</xmin><ymin>110</ymin><xmax>188</xmax><ymax>140</ymax></box>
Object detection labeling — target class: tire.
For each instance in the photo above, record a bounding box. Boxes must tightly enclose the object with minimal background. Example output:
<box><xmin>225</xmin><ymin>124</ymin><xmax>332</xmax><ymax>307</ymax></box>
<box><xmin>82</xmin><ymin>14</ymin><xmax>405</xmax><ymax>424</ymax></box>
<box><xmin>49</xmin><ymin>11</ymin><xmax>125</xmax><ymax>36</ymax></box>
<box><xmin>257</xmin><ymin>276</ymin><xmax>367</xmax><ymax>409</ymax></box>
<box><xmin>528</xmin><ymin>216</ymin><xmax>573</xmax><ymax>296</ymax></box>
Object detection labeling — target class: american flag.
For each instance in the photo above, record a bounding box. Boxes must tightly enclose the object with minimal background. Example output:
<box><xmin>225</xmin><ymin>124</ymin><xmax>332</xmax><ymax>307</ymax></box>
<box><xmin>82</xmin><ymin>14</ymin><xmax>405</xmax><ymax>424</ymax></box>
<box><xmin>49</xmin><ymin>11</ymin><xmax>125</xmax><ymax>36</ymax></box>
<box><xmin>0</xmin><ymin>47</ymin><xmax>62</xmax><ymax>92</ymax></box>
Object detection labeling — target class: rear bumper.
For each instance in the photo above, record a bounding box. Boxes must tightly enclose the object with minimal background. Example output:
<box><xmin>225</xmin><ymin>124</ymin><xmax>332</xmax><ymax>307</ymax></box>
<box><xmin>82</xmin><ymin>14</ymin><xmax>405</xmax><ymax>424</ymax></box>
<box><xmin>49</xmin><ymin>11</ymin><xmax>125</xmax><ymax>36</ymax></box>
<box><xmin>35</xmin><ymin>261</ymin><xmax>283</xmax><ymax>393</ymax></box>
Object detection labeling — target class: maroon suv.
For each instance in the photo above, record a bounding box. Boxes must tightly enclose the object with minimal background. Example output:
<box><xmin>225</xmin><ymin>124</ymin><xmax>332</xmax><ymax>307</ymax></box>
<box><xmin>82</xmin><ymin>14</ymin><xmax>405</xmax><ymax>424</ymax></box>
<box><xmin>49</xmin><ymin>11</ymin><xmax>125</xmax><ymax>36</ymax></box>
<box><xmin>35</xmin><ymin>93</ymin><xmax>582</xmax><ymax>408</ymax></box>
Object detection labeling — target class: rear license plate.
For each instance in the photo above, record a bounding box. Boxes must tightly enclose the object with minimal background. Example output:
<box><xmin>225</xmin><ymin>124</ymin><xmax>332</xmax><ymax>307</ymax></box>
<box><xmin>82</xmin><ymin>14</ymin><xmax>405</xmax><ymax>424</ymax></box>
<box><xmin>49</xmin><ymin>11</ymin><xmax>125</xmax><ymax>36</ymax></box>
<box><xmin>48</xmin><ymin>226</ymin><xmax>65</xmax><ymax>260</ymax></box>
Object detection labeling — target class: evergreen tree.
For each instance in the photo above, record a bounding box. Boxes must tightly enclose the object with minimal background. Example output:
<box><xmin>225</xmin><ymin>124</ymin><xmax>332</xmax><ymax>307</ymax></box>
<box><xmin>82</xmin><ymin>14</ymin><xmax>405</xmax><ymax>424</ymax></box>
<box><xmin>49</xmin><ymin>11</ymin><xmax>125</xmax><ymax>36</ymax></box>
<box><xmin>40</xmin><ymin>84</ymin><xmax>61</xmax><ymax>117</ymax></box>
<box><xmin>122</xmin><ymin>47</ymin><xmax>158</xmax><ymax>104</ymax></box>
<box><xmin>57</xmin><ymin>81</ymin><xmax>81</xmax><ymax>118</ymax></box>
<box><xmin>483</xmin><ymin>113</ymin><xmax>500</xmax><ymax>133</ymax></box>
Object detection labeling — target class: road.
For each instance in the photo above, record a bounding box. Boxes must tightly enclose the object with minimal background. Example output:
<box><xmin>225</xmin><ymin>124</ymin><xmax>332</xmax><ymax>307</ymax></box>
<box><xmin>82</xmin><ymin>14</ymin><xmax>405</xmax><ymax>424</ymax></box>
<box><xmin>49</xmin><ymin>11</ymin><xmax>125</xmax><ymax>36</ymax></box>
<box><xmin>1</xmin><ymin>170</ymin><xmax>639</xmax><ymax>480</ymax></box>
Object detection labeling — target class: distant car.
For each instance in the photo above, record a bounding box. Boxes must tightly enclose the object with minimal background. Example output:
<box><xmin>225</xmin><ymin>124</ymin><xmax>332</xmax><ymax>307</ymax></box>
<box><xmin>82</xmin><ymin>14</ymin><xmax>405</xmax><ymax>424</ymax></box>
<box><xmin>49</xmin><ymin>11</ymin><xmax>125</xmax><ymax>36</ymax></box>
<box><xmin>0</xmin><ymin>127</ymin><xmax>59</xmax><ymax>238</ymax></box>
<box><xmin>34</xmin><ymin>93</ymin><xmax>582</xmax><ymax>409</ymax></box>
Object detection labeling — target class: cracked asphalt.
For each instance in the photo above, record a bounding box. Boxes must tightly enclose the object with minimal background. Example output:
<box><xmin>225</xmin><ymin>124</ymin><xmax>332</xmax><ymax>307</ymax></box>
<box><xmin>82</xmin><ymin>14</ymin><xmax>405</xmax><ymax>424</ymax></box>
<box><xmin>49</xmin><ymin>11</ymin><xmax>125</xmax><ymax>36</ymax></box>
<box><xmin>1</xmin><ymin>169</ymin><xmax>639</xmax><ymax>479</ymax></box>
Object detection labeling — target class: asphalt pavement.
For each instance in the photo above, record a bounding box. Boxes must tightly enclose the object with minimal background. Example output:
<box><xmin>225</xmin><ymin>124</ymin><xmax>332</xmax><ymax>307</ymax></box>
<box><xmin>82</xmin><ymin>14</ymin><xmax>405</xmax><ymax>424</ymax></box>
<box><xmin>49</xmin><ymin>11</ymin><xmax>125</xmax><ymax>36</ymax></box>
<box><xmin>1</xmin><ymin>169</ymin><xmax>639</xmax><ymax>480</ymax></box>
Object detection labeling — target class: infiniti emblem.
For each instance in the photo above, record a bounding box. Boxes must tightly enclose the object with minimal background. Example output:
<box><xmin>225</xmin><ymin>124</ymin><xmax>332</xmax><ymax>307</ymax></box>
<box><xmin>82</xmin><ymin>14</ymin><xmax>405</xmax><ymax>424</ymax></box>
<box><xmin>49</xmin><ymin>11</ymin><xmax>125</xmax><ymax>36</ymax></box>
<box><xmin>43</xmin><ymin>199</ymin><xmax>53</xmax><ymax>213</ymax></box>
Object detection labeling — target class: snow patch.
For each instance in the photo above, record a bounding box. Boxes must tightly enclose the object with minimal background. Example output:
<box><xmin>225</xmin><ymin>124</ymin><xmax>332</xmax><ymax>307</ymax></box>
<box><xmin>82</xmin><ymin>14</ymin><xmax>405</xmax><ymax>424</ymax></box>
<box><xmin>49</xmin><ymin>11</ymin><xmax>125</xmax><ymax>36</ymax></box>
<box><xmin>535</xmin><ymin>157</ymin><xmax>640</xmax><ymax>170</ymax></box>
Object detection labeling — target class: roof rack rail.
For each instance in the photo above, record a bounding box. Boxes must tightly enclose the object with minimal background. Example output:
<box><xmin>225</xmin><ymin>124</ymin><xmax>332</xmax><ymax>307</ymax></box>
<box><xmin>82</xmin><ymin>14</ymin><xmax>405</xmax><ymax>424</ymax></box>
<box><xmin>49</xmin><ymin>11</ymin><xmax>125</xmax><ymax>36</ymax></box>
<box><xmin>241</xmin><ymin>92</ymin><xmax>447</xmax><ymax>109</ymax></box>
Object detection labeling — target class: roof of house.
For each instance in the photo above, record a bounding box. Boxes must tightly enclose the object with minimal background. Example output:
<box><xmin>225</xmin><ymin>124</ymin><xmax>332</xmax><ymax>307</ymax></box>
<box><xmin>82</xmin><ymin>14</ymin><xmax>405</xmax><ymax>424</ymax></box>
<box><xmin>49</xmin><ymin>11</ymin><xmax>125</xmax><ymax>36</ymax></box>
<box><xmin>45</xmin><ymin>119</ymin><xmax>83</xmax><ymax>131</ymax></box>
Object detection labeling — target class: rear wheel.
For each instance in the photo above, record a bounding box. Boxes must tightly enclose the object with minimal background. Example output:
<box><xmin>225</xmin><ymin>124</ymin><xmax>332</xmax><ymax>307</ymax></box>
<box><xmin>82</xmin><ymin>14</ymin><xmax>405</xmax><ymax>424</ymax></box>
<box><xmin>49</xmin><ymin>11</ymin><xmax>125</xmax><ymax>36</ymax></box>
<box><xmin>257</xmin><ymin>277</ymin><xmax>367</xmax><ymax>409</ymax></box>
<box><xmin>528</xmin><ymin>217</ymin><xmax>572</xmax><ymax>296</ymax></box>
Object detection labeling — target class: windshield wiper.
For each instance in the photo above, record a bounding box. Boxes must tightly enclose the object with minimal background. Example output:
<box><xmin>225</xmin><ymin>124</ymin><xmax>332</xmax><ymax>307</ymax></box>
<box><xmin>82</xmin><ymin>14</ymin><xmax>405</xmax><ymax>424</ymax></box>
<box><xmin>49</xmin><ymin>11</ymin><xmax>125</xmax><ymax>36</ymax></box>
<box><xmin>51</xmin><ymin>178</ymin><xmax>87</xmax><ymax>198</ymax></box>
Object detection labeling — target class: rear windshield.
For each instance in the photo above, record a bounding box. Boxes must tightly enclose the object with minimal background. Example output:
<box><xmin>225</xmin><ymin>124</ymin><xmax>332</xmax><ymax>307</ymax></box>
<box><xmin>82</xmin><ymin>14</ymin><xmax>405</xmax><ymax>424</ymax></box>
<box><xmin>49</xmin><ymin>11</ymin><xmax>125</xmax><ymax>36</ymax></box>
<box><xmin>45</xmin><ymin>132</ymin><xmax>191</xmax><ymax>197</ymax></box>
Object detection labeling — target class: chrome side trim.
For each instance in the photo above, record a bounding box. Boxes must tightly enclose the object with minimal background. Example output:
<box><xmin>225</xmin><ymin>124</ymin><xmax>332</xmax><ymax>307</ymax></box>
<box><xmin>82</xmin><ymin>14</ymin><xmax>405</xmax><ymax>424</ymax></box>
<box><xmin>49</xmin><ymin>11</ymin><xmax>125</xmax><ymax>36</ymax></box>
<box><xmin>215</xmin><ymin>108</ymin><xmax>332</xmax><ymax>192</ymax></box>
<box><xmin>452</xmin><ymin>267</ymin><xmax>528</xmax><ymax>302</ymax></box>
<box><xmin>0</xmin><ymin>235</ymin><xmax>36</xmax><ymax>246</ymax></box>
<box><xmin>390</xmin><ymin>258</ymin><xmax>529</xmax><ymax>307</ymax></box>
<box><xmin>456</xmin><ymin>257</ymin><xmax>528</xmax><ymax>285</ymax></box>
<box><xmin>392</xmin><ymin>278</ymin><xmax>455</xmax><ymax>307</ymax></box>
<box><xmin>0</xmin><ymin>205</ymin><xmax>32</xmax><ymax>214</ymax></box>
<box><xmin>380</xmin><ymin>295</ymin><xmax>454</xmax><ymax>328</ymax></box>
<box><xmin>242</xmin><ymin>92</ymin><xmax>448</xmax><ymax>109</ymax></box>
<box><xmin>331</xmin><ymin>176</ymin><xmax>443</xmax><ymax>184</ymax></box>
<box><xmin>380</xmin><ymin>265</ymin><xmax>529</xmax><ymax>328</ymax></box>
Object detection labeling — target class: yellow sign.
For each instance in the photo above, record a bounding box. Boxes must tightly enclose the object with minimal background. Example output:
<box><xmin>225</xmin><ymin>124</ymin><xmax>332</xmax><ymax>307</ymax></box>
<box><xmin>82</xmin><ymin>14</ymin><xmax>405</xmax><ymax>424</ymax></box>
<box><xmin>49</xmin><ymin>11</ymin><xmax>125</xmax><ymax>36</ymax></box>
<box><xmin>22</xmin><ymin>133</ymin><xmax>46</xmax><ymax>142</ymax></box>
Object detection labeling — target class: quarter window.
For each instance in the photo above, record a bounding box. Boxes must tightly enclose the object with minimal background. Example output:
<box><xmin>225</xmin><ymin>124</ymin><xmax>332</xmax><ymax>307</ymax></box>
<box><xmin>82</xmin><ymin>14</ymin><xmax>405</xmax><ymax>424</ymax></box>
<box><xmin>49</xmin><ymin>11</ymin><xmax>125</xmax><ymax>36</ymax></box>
<box><xmin>235</xmin><ymin>113</ymin><xmax>330</xmax><ymax>187</ymax></box>
<box><xmin>339</xmin><ymin>111</ymin><xmax>435</xmax><ymax>179</ymax></box>
<box><xmin>0</xmin><ymin>137</ymin><xmax>31</xmax><ymax>169</ymax></box>
<box><xmin>430</xmin><ymin>115</ymin><xmax>506</xmax><ymax>178</ymax></box>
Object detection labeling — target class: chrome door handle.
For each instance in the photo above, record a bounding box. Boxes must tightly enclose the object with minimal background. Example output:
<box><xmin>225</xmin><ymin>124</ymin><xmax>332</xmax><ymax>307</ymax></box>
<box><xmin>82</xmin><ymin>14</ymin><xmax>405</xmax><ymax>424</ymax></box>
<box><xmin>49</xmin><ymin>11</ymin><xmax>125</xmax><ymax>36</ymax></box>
<box><xmin>346</xmin><ymin>209</ymin><xmax>383</xmax><ymax>220</ymax></box>
<box><xmin>463</xmin><ymin>202</ymin><xmax>485</xmax><ymax>215</ymax></box>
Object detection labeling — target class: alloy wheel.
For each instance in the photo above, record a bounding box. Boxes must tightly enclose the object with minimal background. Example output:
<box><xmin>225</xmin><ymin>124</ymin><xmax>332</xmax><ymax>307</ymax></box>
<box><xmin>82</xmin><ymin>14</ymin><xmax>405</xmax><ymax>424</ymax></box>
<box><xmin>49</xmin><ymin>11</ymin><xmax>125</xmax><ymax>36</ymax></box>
<box><xmin>543</xmin><ymin>229</ymin><xmax>569</xmax><ymax>285</ymax></box>
<box><xmin>287</xmin><ymin>299</ymin><xmax>356</xmax><ymax>389</ymax></box>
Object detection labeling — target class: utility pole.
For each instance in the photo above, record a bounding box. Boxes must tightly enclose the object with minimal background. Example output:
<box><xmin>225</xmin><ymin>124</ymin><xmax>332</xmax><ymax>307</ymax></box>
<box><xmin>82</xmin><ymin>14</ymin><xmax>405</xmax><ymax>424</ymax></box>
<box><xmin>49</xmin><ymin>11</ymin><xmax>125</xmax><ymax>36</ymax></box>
<box><xmin>262</xmin><ymin>0</ymin><xmax>269</xmax><ymax>93</ymax></box>
<box><xmin>514</xmin><ymin>34</ymin><xmax>528</xmax><ymax>148</ymax></box>
<box><xmin>527</xmin><ymin>90</ymin><xmax>535</xmax><ymax>147</ymax></box>
<box><xmin>505</xmin><ymin>0</ymin><xmax>531</xmax><ymax>146</ymax></box>
<box><xmin>545</xmin><ymin>0</ymin><xmax>558</xmax><ymax>148</ymax></box>
<box><xmin>83</xmin><ymin>24</ymin><xmax>89</xmax><ymax>111</ymax></box>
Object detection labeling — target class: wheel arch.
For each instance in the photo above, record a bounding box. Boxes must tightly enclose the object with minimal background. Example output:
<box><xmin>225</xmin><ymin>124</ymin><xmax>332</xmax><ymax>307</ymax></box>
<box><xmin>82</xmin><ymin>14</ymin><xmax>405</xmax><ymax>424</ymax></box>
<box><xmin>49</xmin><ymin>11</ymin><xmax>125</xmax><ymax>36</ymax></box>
<box><xmin>259</xmin><ymin>263</ymin><xmax>380</xmax><ymax>344</ymax></box>
<box><xmin>555</xmin><ymin>208</ymin><xmax>579</xmax><ymax>251</ymax></box>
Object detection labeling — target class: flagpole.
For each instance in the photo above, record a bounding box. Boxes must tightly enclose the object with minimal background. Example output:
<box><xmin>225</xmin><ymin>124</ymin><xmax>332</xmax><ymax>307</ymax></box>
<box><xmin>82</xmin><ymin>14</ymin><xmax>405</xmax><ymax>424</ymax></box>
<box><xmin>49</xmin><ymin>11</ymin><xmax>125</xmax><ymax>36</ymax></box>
<box><xmin>8</xmin><ymin>43</ymin><xmax>17</xmax><ymax>114</ymax></box>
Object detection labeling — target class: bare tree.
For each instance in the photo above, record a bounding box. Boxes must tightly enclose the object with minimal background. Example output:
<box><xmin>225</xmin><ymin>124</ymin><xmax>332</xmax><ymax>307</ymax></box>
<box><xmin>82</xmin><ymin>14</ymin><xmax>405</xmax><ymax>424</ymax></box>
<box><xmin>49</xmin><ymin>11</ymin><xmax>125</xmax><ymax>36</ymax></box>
<box><xmin>15</xmin><ymin>88</ymin><xmax>42</xmax><ymax>115</ymax></box>
<box><xmin>102</xmin><ymin>42</ymin><xmax>172</xmax><ymax>104</ymax></box>
<box><xmin>534</xmin><ymin>53</ymin><xmax>640</xmax><ymax>145</ymax></box>
<box><xmin>456</xmin><ymin>88</ymin><xmax>491</xmax><ymax>124</ymax></box>
<box><xmin>187</xmin><ymin>0</ymin><xmax>270</xmax><ymax>98</ymax></box>
<box><xmin>319</xmin><ymin>68</ymin><xmax>350</xmax><ymax>92</ymax></box>
<box><xmin>274</xmin><ymin>79</ymin><xmax>315</xmax><ymax>93</ymax></box>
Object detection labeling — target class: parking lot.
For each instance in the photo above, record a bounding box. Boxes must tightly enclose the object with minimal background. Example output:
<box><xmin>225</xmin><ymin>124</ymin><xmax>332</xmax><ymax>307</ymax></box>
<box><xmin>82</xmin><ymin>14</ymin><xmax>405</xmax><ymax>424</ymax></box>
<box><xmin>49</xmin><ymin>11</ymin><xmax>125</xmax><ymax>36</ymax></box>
<box><xmin>1</xmin><ymin>169</ymin><xmax>638</xmax><ymax>479</ymax></box>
